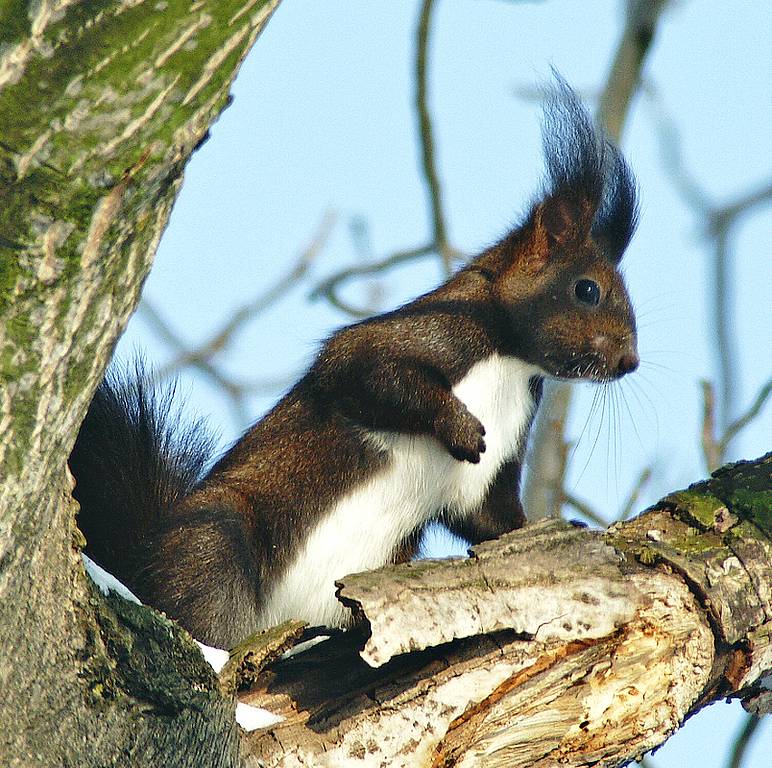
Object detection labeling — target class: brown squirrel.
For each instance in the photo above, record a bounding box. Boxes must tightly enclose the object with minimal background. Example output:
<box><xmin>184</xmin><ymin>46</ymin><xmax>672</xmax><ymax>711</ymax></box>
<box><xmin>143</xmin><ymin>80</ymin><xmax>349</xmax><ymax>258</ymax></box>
<box><xmin>69</xmin><ymin>78</ymin><xmax>639</xmax><ymax>649</ymax></box>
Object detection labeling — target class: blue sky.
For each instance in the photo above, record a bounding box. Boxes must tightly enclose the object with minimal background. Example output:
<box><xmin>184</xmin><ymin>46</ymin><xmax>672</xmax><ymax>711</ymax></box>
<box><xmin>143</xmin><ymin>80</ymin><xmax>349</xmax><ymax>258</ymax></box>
<box><xmin>119</xmin><ymin>1</ymin><xmax>771</xmax><ymax>763</ymax></box>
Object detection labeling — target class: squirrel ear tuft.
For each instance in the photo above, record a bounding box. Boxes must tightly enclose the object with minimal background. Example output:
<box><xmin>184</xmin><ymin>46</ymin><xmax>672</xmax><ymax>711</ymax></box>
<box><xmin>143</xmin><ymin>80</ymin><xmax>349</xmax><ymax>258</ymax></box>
<box><xmin>496</xmin><ymin>73</ymin><xmax>638</xmax><ymax>273</ymax></box>
<box><xmin>538</xmin><ymin>71</ymin><xmax>638</xmax><ymax>262</ymax></box>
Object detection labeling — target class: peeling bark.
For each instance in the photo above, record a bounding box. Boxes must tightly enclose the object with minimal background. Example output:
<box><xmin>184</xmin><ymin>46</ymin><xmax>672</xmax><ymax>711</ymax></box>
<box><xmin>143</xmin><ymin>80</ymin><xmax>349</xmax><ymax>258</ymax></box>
<box><xmin>1</xmin><ymin>3</ymin><xmax>769</xmax><ymax>767</ymax></box>
<box><xmin>240</xmin><ymin>455</ymin><xmax>770</xmax><ymax>767</ymax></box>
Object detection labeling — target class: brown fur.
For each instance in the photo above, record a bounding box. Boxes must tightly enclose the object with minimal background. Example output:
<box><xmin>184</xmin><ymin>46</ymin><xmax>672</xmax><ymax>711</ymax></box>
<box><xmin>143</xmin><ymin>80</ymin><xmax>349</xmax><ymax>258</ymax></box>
<box><xmin>70</xmin><ymin>78</ymin><xmax>640</xmax><ymax>647</ymax></box>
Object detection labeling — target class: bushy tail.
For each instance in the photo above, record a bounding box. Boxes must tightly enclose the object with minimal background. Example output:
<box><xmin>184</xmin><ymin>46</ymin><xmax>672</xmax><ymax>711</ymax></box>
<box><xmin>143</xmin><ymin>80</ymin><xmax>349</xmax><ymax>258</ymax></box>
<box><xmin>69</xmin><ymin>361</ymin><xmax>217</xmax><ymax>593</ymax></box>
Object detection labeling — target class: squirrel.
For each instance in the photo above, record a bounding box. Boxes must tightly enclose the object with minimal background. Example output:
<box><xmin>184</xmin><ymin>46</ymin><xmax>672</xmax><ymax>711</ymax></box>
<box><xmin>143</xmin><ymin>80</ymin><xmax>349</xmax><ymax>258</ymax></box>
<box><xmin>69</xmin><ymin>78</ymin><xmax>640</xmax><ymax>649</ymax></box>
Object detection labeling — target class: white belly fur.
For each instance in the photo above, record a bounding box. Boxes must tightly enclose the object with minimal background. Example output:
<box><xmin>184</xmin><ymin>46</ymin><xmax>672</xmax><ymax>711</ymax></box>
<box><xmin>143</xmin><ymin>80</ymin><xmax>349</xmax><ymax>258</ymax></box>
<box><xmin>257</xmin><ymin>354</ymin><xmax>539</xmax><ymax>628</ymax></box>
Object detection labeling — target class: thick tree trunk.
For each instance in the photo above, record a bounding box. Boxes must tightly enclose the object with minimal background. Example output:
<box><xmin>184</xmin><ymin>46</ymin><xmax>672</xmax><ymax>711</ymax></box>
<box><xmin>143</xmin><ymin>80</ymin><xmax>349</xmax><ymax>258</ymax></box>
<box><xmin>1</xmin><ymin>4</ymin><xmax>769</xmax><ymax>768</ymax></box>
<box><xmin>0</xmin><ymin>3</ymin><xmax>280</xmax><ymax>766</ymax></box>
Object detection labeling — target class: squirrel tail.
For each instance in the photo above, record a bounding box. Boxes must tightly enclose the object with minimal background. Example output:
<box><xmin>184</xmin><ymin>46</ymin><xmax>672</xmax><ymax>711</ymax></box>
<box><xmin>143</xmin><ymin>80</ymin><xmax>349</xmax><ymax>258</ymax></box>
<box><xmin>69</xmin><ymin>360</ymin><xmax>217</xmax><ymax>594</ymax></box>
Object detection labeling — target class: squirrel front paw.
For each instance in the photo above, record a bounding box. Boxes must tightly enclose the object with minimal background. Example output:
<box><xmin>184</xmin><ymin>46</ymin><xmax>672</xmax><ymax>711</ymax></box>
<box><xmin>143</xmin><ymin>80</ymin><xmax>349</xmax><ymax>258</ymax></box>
<box><xmin>434</xmin><ymin>403</ymin><xmax>487</xmax><ymax>463</ymax></box>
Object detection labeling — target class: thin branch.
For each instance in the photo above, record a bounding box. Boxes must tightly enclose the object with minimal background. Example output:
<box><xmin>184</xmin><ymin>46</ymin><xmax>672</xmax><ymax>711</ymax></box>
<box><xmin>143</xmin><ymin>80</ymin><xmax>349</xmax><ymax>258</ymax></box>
<box><xmin>620</xmin><ymin>466</ymin><xmax>653</xmax><ymax>520</ymax></box>
<box><xmin>139</xmin><ymin>214</ymin><xmax>333</xmax><ymax>426</ymax></box>
<box><xmin>159</xmin><ymin>211</ymin><xmax>335</xmax><ymax>375</ymax></box>
<box><xmin>311</xmin><ymin>0</ymin><xmax>464</xmax><ymax>316</ymax></box>
<box><xmin>644</xmin><ymin>82</ymin><xmax>772</xmax><ymax>435</ymax></box>
<box><xmin>639</xmin><ymin>80</ymin><xmax>708</xmax><ymax>211</ymax></box>
<box><xmin>139</xmin><ymin>300</ymin><xmax>290</xmax><ymax>427</ymax></box>
<box><xmin>710</xmin><ymin>180</ymin><xmax>772</xmax><ymax>232</ymax></box>
<box><xmin>561</xmin><ymin>464</ymin><xmax>652</xmax><ymax>528</ymax></box>
<box><xmin>598</xmin><ymin>0</ymin><xmax>669</xmax><ymax>141</ymax></box>
<box><xmin>701</xmin><ymin>379</ymin><xmax>720</xmax><ymax>472</ymax></box>
<box><xmin>416</xmin><ymin>0</ymin><xmax>452</xmax><ymax>275</ymax></box>
<box><xmin>311</xmin><ymin>244</ymin><xmax>435</xmax><ymax>317</ymax></box>
<box><xmin>560</xmin><ymin>491</ymin><xmax>607</xmax><ymax>528</ymax></box>
<box><xmin>349</xmin><ymin>216</ymin><xmax>387</xmax><ymax>313</ymax></box>
<box><xmin>700</xmin><ymin>377</ymin><xmax>770</xmax><ymax>473</ymax></box>
<box><xmin>727</xmin><ymin>714</ymin><xmax>762</xmax><ymax>768</ymax></box>
<box><xmin>720</xmin><ymin>378</ymin><xmax>772</xmax><ymax>455</ymax></box>
<box><xmin>712</xmin><ymin>226</ymin><xmax>736</xmax><ymax>430</ymax></box>
<box><xmin>527</xmin><ymin>389</ymin><xmax>572</xmax><ymax>519</ymax></box>
<box><xmin>707</xmin><ymin>182</ymin><xmax>772</xmax><ymax>432</ymax></box>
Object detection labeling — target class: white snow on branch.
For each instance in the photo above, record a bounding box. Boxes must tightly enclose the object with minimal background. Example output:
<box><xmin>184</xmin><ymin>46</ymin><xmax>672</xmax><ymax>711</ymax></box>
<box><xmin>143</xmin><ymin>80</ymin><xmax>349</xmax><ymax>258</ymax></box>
<box><xmin>81</xmin><ymin>553</ymin><xmax>141</xmax><ymax>604</ymax></box>
<box><xmin>280</xmin><ymin>633</ymin><xmax>331</xmax><ymax>659</ymax></box>
<box><xmin>195</xmin><ymin>641</ymin><xmax>230</xmax><ymax>673</ymax></box>
<box><xmin>81</xmin><ymin>553</ymin><xmax>285</xmax><ymax>729</ymax></box>
<box><xmin>236</xmin><ymin>702</ymin><xmax>284</xmax><ymax>731</ymax></box>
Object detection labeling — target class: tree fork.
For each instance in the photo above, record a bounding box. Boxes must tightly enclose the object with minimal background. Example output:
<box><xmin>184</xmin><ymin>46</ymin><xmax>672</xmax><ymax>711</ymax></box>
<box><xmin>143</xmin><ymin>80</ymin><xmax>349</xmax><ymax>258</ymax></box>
<box><xmin>1</xmin><ymin>3</ymin><xmax>769</xmax><ymax>767</ymax></box>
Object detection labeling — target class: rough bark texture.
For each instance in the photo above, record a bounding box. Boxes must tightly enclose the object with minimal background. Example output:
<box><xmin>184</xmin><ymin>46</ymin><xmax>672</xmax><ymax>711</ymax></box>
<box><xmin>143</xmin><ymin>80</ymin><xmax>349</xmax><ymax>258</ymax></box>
<box><xmin>0</xmin><ymin>2</ymin><xmax>280</xmax><ymax>766</ymax></box>
<box><xmin>1</xmin><ymin>3</ymin><xmax>769</xmax><ymax>767</ymax></box>
<box><xmin>240</xmin><ymin>455</ymin><xmax>771</xmax><ymax>767</ymax></box>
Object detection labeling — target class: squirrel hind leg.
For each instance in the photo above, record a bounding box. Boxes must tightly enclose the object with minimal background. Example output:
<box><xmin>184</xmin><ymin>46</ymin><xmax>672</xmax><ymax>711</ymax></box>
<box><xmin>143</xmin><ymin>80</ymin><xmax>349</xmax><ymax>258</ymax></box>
<box><xmin>141</xmin><ymin>507</ymin><xmax>263</xmax><ymax>649</ymax></box>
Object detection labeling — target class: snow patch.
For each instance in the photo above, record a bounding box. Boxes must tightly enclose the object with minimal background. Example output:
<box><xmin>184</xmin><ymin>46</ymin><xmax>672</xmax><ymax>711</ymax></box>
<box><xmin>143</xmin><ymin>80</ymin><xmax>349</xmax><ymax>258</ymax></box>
<box><xmin>195</xmin><ymin>641</ymin><xmax>230</xmax><ymax>674</ymax></box>
<box><xmin>81</xmin><ymin>554</ymin><xmax>284</xmax><ymax>731</ymax></box>
<box><xmin>81</xmin><ymin>553</ymin><xmax>141</xmax><ymax>604</ymax></box>
<box><xmin>236</xmin><ymin>702</ymin><xmax>284</xmax><ymax>731</ymax></box>
<box><xmin>280</xmin><ymin>634</ymin><xmax>331</xmax><ymax>659</ymax></box>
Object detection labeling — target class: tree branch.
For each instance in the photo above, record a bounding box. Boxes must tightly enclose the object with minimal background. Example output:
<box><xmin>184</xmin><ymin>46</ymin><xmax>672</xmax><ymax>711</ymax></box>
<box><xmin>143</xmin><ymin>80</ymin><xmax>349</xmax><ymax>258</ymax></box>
<box><xmin>311</xmin><ymin>244</ymin><xmax>435</xmax><ymax>317</ymax></box>
<box><xmin>0</xmin><ymin>3</ymin><xmax>281</xmax><ymax>765</ymax></box>
<box><xmin>239</xmin><ymin>454</ymin><xmax>771</xmax><ymax>766</ymax></box>
<box><xmin>702</xmin><ymin>377</ymin><xmax>771</xmax><ymax>472</ymax></box>
<box><xmin>310</xmin><ymin>0</ymin><xmax>463</xmax><ymax>317</ymax></box>
<box><xmin>727</xmin><ymin>714</ymin><xmax>762</xmax><ymax>768</ymax></box>
<box><xmin>416</xmin><ymin>0</ymin><xmax>453</xmax><ymax>275</ymax></box>
<box><xmin>644</xmin><ymin>82</ymin><xmax>772</xmax><ymax>434</ymax></box>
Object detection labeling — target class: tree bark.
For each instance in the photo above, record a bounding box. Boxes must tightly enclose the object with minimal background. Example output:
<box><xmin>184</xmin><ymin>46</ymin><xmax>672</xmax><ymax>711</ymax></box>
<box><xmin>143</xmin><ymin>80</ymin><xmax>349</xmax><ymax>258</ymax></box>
<box><xmin>0</xmin><ymin>3</ymin><xmax>280</xmax><ymax>766</ymax></box>
<box><xmin>239</xmin><ymin>454</ymin><xmax>771</xmax><ymax>767</ymax></box>
<box><xmin>1</xmin><ymin>4</ymin><xmax>769</xmax><ymax>768</ymax></box>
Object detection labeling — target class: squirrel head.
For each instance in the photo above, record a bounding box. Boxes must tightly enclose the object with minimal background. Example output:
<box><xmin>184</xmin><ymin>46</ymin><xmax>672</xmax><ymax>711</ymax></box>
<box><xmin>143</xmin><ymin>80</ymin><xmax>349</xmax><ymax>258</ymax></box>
<box><xmin>478</xmin><ymin>75</ymin><xmax>640</xmax><ymax>382</ymax></box>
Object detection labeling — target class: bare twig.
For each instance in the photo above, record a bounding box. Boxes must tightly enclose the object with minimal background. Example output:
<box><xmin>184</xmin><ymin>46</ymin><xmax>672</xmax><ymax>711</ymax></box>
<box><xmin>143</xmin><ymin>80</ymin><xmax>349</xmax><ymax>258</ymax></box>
<box><xmin>598</xmin><ymin>0</ymin><xmax>669</xmax><ymax>141</ymax></box>
<box><xmin>701</xmin><ymin>379</ymin><xmax>720</xmax><ymax>473</ymax></box>
<box><xmin>311</xmin><ymin>244</ymin><xmax>434</xmax><ymax>317</ymax></box>
<box><xmin>707</xmin><ymin>182</ymin><xmax>772</xmax><ymax>433</ymax></box>
<box><xmin>701</xmin><ymin>377</ymin><xmax>771</xmax><ymax>472</ymax></box>
<box><xmin>561</xmin><ymin>463</ymin><xmax>652</xmax><ymax>528</ymax></box>
<box><xmin>713</xmin><ymin>226</ymin><xmax>736</xmax><ymax>431</ymax></box>
<box><xmin>727</xmin><ymin>714</ymin><xmax>762</xmax><ymax>768</ymax></box>
<box><xmin>159</xmin><ymin>211</ymin><xmax>335</xmax><ymax>376</ymax></box>
<box><xmin>349</xmin><ymin>216</ymin><xmax>387</xmax><ymax>313</ymax></box>
<box><xmin>416</xmin><ymin>0</ymin><xmax>453</xmax><ymax>275</ymax></box>
<box><xmin>139</xmin><ymin>214</ymin><xmax>334</xmax><ymax>426</ymax></box>
<box><xmin>525</xmin><ymin>389</ymin><xmax>572</xmax><ymax>519</ymax></box>
<box><xmin>640</xmin><ymin>79</ymin><xmax>708</xmax><ymax>210</ymax></box>
<box><xmin>311</xmin><ymin>0</ymin><xmax>463</xmax><ymax>317</ymax></box>
<box><xmin>644</xmin><ymin>82</ymin><xmax>772</xmax><ymax>435</ymax></box>
<box><xmin>620</xmin><ymin>466</ymin><xmax>653</xmax><ymax>520</ymax></box>
<box><xmin>720</xmin><ymin>378</ymin><xmax>772</xmax><ymax>455</ymax></box>
<box><xmin>710</xmin><ymin>181</ymin><xmax>772</xmax><ymax>231</ymax></box>
<box><xmin>139</xmin><ymin>300</ymin><xmax>290</xmax><ymax>427</ymax></box>
<box><xmin>559</xmin><ymin>491</ymin><xmax>607</xmax><ymax>528</ymax></box>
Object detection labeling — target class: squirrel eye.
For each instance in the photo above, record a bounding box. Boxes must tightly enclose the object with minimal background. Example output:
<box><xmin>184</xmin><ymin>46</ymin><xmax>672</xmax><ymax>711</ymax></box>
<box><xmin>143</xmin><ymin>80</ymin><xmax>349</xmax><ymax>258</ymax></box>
<box><xmin>574</xmin><ymin>279</ymin><xmax>601</xmax><ymax>306</ymax></box>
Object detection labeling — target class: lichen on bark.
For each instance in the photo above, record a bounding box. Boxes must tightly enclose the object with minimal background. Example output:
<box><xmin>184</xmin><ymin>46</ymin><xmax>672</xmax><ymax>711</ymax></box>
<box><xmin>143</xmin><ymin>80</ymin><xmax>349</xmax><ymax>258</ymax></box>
<box><xmin>0</xmin><ymin>3</ymin><xmax>280</xmax><ymax>766</ymax></box>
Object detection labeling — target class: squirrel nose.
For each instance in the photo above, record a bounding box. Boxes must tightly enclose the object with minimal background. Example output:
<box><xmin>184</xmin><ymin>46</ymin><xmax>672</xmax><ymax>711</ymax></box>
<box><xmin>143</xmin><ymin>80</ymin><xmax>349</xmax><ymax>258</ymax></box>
<box><xmin>615</xmin><ymin>349</ymin><xmax>639</xmax><ymax>376</ymax></box>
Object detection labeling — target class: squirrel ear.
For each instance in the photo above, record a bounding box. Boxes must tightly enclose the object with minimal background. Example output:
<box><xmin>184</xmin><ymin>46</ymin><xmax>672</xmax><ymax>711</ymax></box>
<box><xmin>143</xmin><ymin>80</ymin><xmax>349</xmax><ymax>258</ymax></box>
<box><xmin>526</xmin><ymin>194</ymin><xmax>593</xmax><ymax>265</ymax></box>
<box><xmin>538</xmin><ymin>197</ymin><xmax>582</xmax><ymax>246</ymax></box>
